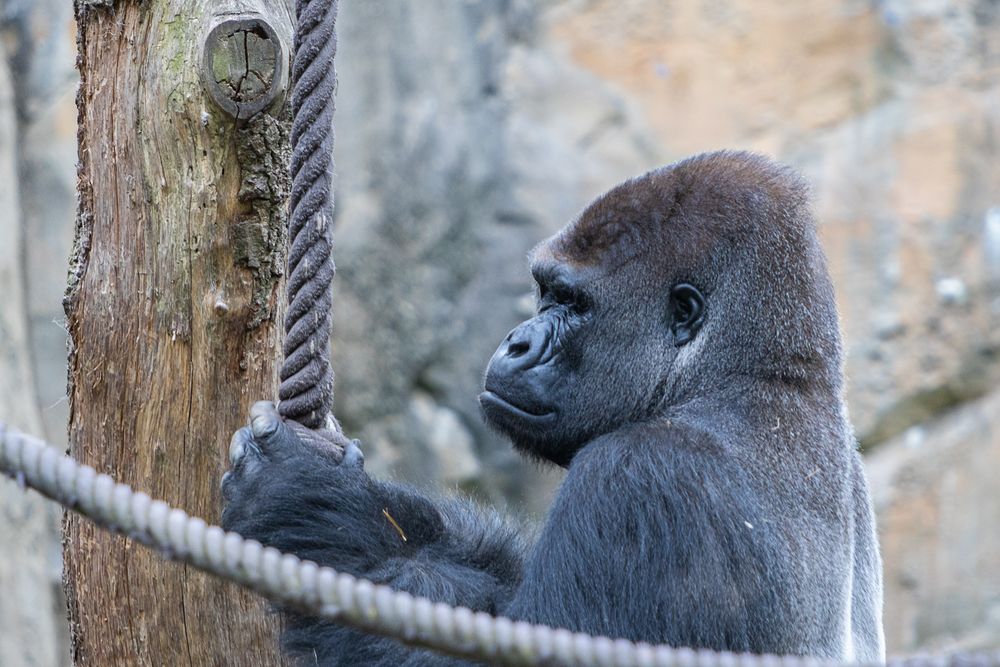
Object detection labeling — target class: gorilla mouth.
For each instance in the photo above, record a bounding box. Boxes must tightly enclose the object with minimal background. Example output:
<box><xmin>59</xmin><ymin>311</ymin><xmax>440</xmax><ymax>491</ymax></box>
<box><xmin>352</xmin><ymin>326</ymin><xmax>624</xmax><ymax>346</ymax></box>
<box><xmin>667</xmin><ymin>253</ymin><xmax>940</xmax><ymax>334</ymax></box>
<box><xmin>479</xmin><ymin>391</ymin><xmax>557</xmax><ymax>424</ymax></box>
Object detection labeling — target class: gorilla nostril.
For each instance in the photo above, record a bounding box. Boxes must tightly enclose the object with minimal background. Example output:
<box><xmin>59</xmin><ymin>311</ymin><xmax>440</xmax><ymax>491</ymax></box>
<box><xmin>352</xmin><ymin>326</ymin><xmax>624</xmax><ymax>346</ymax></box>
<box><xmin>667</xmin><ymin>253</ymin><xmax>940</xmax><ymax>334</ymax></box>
<box><xmin>507</xmin><ymin>340</ymin><xmax>531</xmax><ymax>357</ymax></box>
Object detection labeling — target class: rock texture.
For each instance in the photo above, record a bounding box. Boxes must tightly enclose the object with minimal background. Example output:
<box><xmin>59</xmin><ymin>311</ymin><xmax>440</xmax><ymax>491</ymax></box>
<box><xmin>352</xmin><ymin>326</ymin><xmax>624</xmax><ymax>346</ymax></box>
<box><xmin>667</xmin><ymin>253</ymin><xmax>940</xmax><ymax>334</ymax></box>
<box><xmin>1</xmin><ymin>0</ymin><xmax>999</xmax><ymax>662</ymax></box>
<box><xmin>868</xmin><ymin>388</ymin><xmax>1000</xmax><ymax>652</ymax></box>
<box><xmin>0</xmin><ymin>23</ymin><xmax>66</xmax><ymax>667</ymax></box>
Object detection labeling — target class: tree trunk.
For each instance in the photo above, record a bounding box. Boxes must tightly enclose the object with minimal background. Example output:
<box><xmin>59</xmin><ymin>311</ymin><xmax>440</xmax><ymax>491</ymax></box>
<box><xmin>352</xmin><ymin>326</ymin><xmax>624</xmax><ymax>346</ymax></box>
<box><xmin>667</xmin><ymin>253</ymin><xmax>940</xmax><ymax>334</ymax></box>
<box><xmin>0</xmin><ymin>44</ymin><xmax>66</xmax><ymax>667</ymax></box>
<box><xmin>65</xmin><ymin>1</ymin><xmax>295</xmax><ymax>664</ymax></box>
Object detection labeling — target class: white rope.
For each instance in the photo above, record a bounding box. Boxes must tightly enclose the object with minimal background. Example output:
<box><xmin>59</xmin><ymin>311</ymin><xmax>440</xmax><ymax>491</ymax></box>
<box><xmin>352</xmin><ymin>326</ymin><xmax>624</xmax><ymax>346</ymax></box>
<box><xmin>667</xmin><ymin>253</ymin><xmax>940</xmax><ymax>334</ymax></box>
<box><xmin>1</xmin><ymin>421</ymin><xmax>996</xmax><ymax>667</ymax></box>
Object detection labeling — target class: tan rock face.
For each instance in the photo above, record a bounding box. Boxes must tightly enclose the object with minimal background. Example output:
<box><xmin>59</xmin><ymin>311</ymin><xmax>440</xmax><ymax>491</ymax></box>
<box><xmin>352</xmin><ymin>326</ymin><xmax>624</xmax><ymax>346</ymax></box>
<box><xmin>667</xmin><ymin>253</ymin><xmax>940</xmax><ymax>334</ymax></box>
<box><xmin>546</xmin><ymin>0</ymin><xmax>885</xmax><ymax>155</ymax></box>
<box><xmin>813</xmin><ymin>88</ymin><xmax>1000</xmax><ymax>446</ymax></box>
<box><xmin>868</xmin><ymin>389</ymin><xmax>1000</xmax><ymax>652</ymax></box>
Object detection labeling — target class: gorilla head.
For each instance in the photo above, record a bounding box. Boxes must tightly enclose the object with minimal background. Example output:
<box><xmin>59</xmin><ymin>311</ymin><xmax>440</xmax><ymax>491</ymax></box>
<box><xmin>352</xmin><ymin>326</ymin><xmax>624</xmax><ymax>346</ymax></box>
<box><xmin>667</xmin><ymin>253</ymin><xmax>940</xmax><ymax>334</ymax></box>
<box><xmin>480</xmin><ymin>151</ymin><xmax>842</xmax><ymax>466</ymax></box>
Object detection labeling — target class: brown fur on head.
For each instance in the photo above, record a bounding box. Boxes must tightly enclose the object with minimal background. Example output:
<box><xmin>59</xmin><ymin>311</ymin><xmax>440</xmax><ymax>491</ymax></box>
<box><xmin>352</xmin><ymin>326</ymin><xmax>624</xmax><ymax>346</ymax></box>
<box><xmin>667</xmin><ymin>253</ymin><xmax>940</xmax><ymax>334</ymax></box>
<box><xmin>549</xmin><ymin>151</ymin><xmax>812</xmax><ymax>273</ymax></box>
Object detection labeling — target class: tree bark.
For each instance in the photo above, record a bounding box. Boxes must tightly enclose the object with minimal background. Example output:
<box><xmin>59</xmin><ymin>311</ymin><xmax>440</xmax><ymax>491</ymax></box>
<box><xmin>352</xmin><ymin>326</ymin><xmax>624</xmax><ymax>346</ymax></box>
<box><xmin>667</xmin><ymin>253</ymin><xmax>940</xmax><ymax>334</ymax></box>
<box><xmin>0</xmin><ymin>44</ymin><xmax>66</xmax><ymax>667</ymax></box>
<box><xmin>65</xmin><ymin>1</ymin><xmax>295</xmax><ymax>664</ymax></box>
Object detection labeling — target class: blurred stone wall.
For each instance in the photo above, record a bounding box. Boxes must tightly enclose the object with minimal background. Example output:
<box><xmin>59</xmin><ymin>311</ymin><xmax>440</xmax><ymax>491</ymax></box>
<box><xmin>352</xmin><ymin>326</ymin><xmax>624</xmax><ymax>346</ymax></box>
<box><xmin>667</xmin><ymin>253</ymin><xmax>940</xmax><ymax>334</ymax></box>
<box><xmin>0</xmin><ymin>0</ymin><xmax>998</xmax><ymax>662</ymax></box>
<box><xmin>0</xmin><ymin>0</ymin><xmax>78</xmax><ymax>664</ymax></box>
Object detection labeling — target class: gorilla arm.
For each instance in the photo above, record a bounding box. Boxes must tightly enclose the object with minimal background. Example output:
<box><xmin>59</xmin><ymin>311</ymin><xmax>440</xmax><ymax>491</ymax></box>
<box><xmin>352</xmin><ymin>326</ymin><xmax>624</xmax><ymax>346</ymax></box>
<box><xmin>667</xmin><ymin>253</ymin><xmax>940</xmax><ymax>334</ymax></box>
<box><xmin>220</xmin><ymin>403</ymin><xmax>525</xmax><ymax>664</ymax></box>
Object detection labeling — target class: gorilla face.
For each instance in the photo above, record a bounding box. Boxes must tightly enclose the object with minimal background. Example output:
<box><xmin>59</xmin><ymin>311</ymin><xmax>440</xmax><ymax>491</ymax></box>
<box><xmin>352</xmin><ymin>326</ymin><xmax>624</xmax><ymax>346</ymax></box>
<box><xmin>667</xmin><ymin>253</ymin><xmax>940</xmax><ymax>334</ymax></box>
<box><xmin>479</xmin><ymin>256</ymin><xmax>596</xmax><ymax>465</ymax></box>
<box><xmin>480</xmin><ymin>206</ymin><xmax>707</xmax><ymax>466</ymax></box>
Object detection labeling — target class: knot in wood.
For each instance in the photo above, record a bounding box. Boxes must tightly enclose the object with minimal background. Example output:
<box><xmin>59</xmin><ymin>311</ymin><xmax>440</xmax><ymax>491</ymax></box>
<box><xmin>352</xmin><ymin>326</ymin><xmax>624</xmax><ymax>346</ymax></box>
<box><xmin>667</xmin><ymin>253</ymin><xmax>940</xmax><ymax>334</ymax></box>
<box><xmin>202</xmin><ymin>18</ymin><xmax>287</xmax><ymax>120</ymax></box>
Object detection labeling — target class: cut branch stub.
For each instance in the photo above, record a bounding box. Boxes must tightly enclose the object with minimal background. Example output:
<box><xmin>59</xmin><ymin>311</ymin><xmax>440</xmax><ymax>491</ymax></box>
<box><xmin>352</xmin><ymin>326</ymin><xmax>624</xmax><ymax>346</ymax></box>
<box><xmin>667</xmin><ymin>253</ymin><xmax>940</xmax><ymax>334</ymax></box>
<box><xmin>202</xmin><ymin>18</ymin><xmax>287</xmax><ymax>120</ymax></box>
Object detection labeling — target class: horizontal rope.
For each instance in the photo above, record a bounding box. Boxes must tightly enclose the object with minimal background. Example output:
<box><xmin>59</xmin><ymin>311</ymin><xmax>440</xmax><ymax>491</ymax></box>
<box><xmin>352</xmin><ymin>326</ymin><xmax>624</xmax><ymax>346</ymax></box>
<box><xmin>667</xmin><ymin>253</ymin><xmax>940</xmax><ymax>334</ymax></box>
<box><xmin>1</xmin><ymin>422</ymin><xmax>997</xmax><ymax>667</ymax></box>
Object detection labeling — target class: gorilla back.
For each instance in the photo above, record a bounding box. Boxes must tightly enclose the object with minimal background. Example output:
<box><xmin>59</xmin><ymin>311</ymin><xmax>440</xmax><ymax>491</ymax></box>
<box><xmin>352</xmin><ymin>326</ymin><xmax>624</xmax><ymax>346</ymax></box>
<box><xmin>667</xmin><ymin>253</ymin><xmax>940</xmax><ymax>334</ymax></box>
<box><xmin>222</xmin><ymin>150</ymin><xmax>885</xmax><ymax>665</ymax></box>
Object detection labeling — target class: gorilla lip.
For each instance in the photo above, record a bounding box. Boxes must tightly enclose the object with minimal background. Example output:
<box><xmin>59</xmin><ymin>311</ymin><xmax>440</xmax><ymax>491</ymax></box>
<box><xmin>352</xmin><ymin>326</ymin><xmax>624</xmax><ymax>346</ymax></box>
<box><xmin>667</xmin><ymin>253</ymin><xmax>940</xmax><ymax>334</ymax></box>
<box><xmin>478</xmin><ymin>390</ymin><xmax>556</xmax><ymax>423</ymax></box>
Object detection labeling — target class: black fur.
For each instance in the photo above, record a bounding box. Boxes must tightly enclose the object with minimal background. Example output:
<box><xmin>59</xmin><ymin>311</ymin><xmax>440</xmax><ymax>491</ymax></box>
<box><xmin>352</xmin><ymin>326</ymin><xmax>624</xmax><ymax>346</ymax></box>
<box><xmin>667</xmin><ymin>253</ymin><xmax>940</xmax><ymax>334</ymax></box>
<box><xmin>222</xmin><ymin>151</ymin><xmax>885</xmax><ymax>665</ymax></box>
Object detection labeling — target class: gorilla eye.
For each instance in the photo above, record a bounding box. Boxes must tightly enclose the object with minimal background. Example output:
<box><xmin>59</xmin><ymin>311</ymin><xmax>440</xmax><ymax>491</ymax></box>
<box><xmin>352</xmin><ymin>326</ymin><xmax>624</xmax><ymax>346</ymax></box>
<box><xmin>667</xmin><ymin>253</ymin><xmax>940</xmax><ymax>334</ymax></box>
<box><xmin>537</xmin><ymin>282</ymin><xmax>589</xmax><ymax>314</ymax></box>
<box><xmin>553</xmin><ymin>288</ymin><xmax>573</xmax><ymax>305</ymax></box>
<box><xmin>669</xmin><ymin>283</ymin><xmax>705</xmax><ymax>346</ymax></box>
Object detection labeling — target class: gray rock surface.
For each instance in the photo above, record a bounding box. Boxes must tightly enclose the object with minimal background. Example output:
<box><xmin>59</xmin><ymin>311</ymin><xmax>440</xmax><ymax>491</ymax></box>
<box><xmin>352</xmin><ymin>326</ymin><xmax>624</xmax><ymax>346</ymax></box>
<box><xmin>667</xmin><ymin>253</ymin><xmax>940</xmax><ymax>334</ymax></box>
<box><xmin>0</xmin><ymin>18</ymin><xmax>68</xmax><ymax>665</ymax></box>
<box><xmin>330</xmin><ymin>0</ymin><xmax>661</xmax><ymax>507</ymax></box>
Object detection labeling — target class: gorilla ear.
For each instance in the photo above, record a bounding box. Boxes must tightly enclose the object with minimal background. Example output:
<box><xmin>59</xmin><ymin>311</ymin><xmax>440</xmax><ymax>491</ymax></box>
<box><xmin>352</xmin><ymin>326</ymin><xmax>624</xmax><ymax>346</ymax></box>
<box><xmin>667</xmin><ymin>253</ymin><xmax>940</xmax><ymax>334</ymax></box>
<box><xmin>669</xmin><ymin>283</ymin><xmax>705</xmax><ymax>346</ymax></box>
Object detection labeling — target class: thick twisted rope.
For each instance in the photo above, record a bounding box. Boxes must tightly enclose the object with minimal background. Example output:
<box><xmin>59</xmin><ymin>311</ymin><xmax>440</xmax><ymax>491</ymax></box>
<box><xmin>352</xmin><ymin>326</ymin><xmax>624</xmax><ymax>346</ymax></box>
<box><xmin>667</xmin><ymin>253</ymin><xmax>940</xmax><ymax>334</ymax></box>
<box><xmin>278</xmin><ymin>0</ymin><xmax>339</xmax><ymax>428</ymax></box>
<box><xmin>2</xmin><ymin>423</ymin><xmax>998</xmax><ymax>667</ymax></box>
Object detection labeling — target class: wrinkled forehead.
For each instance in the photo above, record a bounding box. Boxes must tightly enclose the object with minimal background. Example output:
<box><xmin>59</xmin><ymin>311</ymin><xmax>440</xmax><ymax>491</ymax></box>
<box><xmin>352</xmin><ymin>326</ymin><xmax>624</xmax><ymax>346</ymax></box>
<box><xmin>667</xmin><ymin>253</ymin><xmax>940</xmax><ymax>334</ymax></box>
<box><xmin>532</xmin><ymin>212</ymin><xmax>660</xmax><ymax>280</ymax></box>
<box><xmin>528</xmin><ymin>233</ymin><xmax>626</xmax><ymax>286</ymax></box>
<box><xmin>545</xmin><ymin>169</ymin><xmax>682</xmax><ymax>267</ymax></box>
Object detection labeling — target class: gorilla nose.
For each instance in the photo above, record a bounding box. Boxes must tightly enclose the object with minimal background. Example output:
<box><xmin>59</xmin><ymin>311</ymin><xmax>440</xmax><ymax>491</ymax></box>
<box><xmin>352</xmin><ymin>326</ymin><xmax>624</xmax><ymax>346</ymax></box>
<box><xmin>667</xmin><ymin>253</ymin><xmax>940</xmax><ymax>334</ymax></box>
<box><xmin>501</xmin><ymin>321</ymin><xmax>550</xmax><ymax>371</ymax></box>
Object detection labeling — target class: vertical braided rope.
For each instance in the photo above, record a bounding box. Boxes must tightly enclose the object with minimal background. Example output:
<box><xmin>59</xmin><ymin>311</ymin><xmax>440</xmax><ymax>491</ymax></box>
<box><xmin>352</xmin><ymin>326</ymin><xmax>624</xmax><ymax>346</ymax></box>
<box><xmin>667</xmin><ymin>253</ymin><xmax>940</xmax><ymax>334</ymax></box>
<box><xmin>278</xmin><ymin>0</ymin><xmax>339</xmax><ymax>429</ymax></box>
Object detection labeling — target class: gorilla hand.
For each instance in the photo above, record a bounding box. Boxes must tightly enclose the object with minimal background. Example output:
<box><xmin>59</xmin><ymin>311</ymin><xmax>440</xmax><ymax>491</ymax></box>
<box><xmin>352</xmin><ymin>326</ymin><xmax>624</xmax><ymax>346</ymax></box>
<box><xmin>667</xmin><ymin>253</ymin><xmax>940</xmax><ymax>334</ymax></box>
<box><xmin>220</xmin><ymin>410</ymin><xmax>523</xmax><ymax>667</ymax></box>
<box><xmin>222</xmin><ymin>400</ymin><xmax>362</xmax><ymax>497</ymax></box>
<box><xmin>220</xmin><ymin>401</ymin><xmax>378</xmax><ymax>569</ymax></box>
<box><xmin>220</xmin><ymin>401</ymin><xmax>446</xmax><ymax>577</ymax></box>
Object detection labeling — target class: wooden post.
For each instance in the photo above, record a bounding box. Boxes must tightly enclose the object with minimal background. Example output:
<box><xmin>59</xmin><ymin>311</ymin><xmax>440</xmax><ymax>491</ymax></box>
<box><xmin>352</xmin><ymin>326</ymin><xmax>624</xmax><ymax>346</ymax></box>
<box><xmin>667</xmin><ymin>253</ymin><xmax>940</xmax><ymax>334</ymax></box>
<box><xmin>65</xmin><ymin>1</ymin><xmax>295</xmax><ymax>663</ymax></box>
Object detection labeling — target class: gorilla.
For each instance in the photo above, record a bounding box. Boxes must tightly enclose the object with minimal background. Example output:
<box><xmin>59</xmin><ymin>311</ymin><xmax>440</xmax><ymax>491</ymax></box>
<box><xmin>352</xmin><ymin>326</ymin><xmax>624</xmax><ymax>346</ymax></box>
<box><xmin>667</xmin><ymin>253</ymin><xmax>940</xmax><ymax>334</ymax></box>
<box><xmin>221</xmin><ymin>151</ymin><xmax>885</xmax><ymax>665</ymax></box>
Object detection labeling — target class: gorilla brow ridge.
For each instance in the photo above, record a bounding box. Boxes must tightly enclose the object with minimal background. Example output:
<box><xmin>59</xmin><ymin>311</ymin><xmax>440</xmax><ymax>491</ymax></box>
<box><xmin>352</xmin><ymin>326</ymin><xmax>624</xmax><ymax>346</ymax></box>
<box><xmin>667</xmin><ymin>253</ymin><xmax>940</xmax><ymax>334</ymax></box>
<box><xmin>530</xmin><ymin>260</ymin><xmax>568</xmax><ymax>289</ymax></box>
<box><xmin>560</xmin><ymin>172</ymin><xmax>691</xmax><ymax>269</ymax></box>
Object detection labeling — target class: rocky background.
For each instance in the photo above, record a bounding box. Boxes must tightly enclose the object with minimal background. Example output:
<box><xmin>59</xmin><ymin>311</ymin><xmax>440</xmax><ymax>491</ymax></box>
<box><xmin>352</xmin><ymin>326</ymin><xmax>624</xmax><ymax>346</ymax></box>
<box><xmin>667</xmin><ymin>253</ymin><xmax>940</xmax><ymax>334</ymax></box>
<box><xmin>0</xmin><ymin>0</ymin><xmax>998</xmax><ymax>663</ymax></box>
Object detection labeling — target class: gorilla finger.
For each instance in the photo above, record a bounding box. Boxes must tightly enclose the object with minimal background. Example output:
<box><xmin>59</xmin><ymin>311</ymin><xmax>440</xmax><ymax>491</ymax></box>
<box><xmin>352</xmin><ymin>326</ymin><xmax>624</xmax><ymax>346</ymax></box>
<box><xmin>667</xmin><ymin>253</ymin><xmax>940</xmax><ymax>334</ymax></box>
<box><xmin>220</xmin><ymin>470</ymin><xmax>234</xmax><ymax>499</ymax></box>
<box><xmin>249</xmin><ymin>400</ymin><xmax>282</xmax><ymax>440</ymax></box>
<box><xmin>341</xmin><ymin>439</ymin><xmax>365</xmax><ymax>468</ymax></box>
<box><xmin>229</xmin><ymin>427</ymin><xmax>257</xmax><ymax>465</ymax></box>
